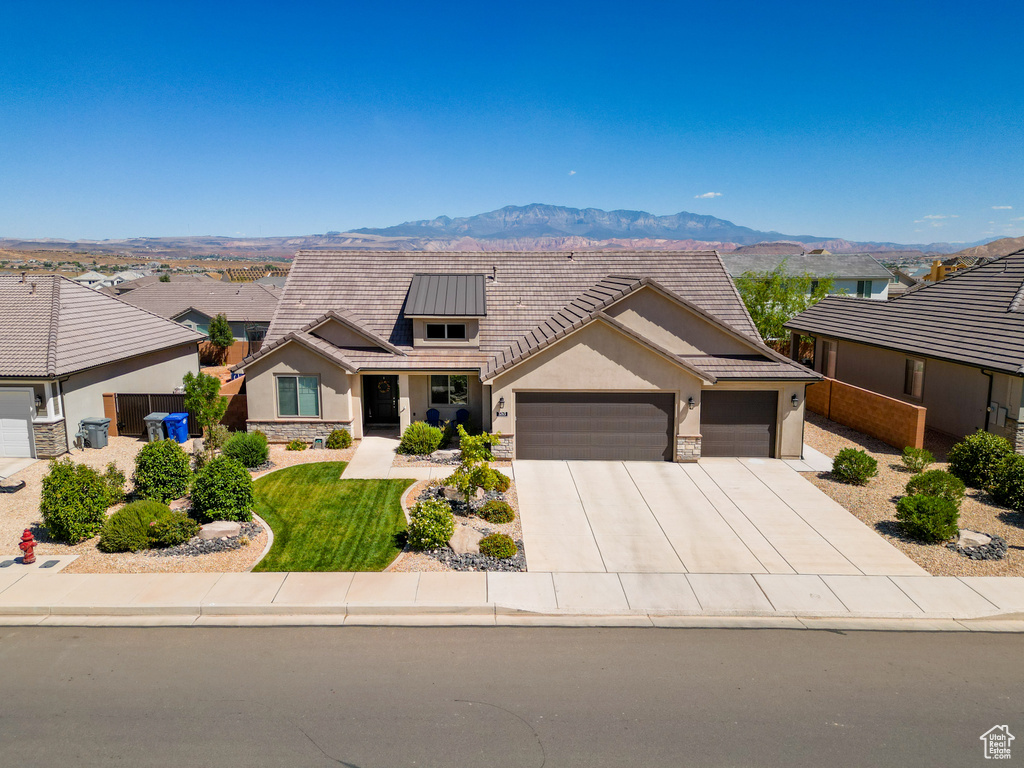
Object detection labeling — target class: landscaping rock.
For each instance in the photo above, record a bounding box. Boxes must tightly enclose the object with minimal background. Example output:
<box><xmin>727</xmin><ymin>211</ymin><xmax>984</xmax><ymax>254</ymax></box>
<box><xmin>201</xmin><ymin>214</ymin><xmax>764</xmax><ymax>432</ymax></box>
<box><xmin>947</xmin><ymin>530</ymin><xmax>1007</xmax><ymax>561</ymax></box>
<box><xmin>443</xmin><ymin>487</ymin><xmax>462</xmax><ymax>502</ymax></box>
<box><xmin>958</xmin><ymin>530</ymin><xmax>991</xmax><ymax>548</ymax></box>
<box><xmin>429</xmin><ymin>449</ymin><xmax>462</xmax><ymax>465</ymax></box>
<box><xmin>148</xmin><ymin>522</ymin><xmax>262</xmax><ymax>558</ymax></box>
<box><xmin>199</xmin><ymin>521</ymin><xmax>242</xmax><ymax>540</ymax></box>
<box><xmin>449</xmin><ymin>524</ymin><xmax>485</xmax><ymax>555</ymax></box>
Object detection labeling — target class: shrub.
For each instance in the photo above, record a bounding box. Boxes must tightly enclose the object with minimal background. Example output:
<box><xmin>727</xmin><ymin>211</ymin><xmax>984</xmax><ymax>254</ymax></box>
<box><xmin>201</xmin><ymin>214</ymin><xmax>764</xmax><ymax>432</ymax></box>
<box><xmin>407</xmin><ymin>498</ymin><xmax>455</xmax><ymax>549</ymax></box>
<box><xmin>103</xmin><ymin>462</ymin><xmax>127</xmax><ymax>505</ymax></box>
<box><xmin>40</xmin><ymin>458</ymin><xmax>110</xmax><ymax>543</ymax></box>
<box><xmin>492</xmin><ymin>470</ymin><xmax>511</xmax><ymax>494</ymax></box>
<box><xmin>133</xmin><ymin>439</ymin><xmax>192</xmax><ymax>502</ymax></box>
<box><xmin>223</xmin><ymin>430</ymin><xmax>269</xmax><ymax>468</ymax></box>
<box><xmin>439</xmin><ymin>419</ymin><xmax>457</xmax><ymax>449</ymax></box>
<box><xmin>901</xmin><ymin>446</ymin><xmax>934</xmax><ymax>474</ymax></box>
<box><xmin>948</xmin><ymin>430</ymin><xmax>1013</xmax><ymax>489</ymax></box>
<box><xmin>398</xmin><ymin>421</ymin><xmax>442</xmax><ymax>455</ymax></box>
<box><xmin>831</xmin><ymin>448</ymin><xmax>878</xmax><ymax>485</ymax></box>
<box><xmin>991</xmin><ymin>453</ymin><xmax>1024</xmax><ymax>513</ymax></box>
<box><xmin>206</xmin><ymin>424</ymin><xmax>231</xmax><ymax>452</ymax></box>
<box><xmin>479</xmin><ymin>533</ymin><xmax>517</xmax><ymax>559</ymax></box>
<box><xmin>457</xmin><ymin>425</ymin><xmax>501</xmax><ymax>462</ymax></box>
<box><xmin>189</xmin><ymin>456</ymin><xmax>254</xmax><ymax>523</ymax></box>
<box><xmin>182</xmin><ymin>370</ymin><xmax>228</xmax><ymax>439</ymax></box>
<box><xmin>285</xmin><ymin>439</ymin><xmax>307</xmax><ymax>451</ymax></box>
<box><xmin>98</xmin><ymin>500</ymin><xmax>172</xmax><ymax>553</ymax></box>
<box><xmin>478</xmin><ymin>500</ymin><xmax>514</xmax><ymax>524</ymax></box>
<box><xmin>895</xmin><ymin>494</ymin><xmax>959</xmax><ymax>543</ymax></box>
<box><xmin>448</xmin><ymin>464</ymin><xmax>502</xmax><ymax>503</ymax></box>
<box><xmin>148</xmin><ymin>513</ymin><xmax>200</xmax><ymax>548</ymax></box>
<box><xmin>325</xmin><ymin>429</ymin><xmax>352</xmax><ymax>450</ymax></box>
<box><xmin>905</xmin><ymin>469</ymin><xmax>966</xmax><ymax>508</ymax></box>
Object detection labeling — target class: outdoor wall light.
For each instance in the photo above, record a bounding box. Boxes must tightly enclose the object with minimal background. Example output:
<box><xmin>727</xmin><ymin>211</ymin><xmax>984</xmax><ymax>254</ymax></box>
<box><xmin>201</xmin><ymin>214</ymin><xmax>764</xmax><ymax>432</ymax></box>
<box><xmin>791</xmin><ymin>394</ymin><xmax>799</xmax><ymax>408</ymax></box>
<box><xmin>687</xmin><ymin>396</ymin><xmax>695</xmax><ymax>409</ymax></box>
<box><xmin>497</xmin><ymin>396</ymin><xmax>505</xmax><ymax>409</ymax></box>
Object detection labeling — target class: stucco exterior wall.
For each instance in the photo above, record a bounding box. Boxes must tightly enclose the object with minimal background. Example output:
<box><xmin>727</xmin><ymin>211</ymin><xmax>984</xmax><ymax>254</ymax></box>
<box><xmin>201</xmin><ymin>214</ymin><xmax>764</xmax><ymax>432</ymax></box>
<box><xmin>243</xmin><ymin>342</ymin><xmax>354</xmax><ymax>426</ymax></box>
<box><xmin>61</xmin><ymin>344</ymin><xmax>199</xmax><ymax>451</ymax></box>
<box><xmin>405</xmin><ymin>373</ymin><xmax>484</xmax><ymax>429</ymax></box>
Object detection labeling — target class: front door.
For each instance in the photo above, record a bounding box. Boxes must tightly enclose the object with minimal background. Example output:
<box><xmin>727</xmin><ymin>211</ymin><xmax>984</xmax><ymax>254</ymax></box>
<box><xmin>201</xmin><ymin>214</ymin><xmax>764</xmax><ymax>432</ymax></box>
<box><xmin>363</xmin><ymin>375</ymin><xmax>399</xmax><ymax>424</ymax></box>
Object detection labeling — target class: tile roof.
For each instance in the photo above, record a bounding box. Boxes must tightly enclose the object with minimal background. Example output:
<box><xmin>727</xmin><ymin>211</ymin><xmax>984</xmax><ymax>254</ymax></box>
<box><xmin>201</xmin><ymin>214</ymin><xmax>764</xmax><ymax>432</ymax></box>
<box><xmin>720</xmin><ymin>252</ymin><xmax>894</xmax><ymax>281</ymax></box>
<box><xmin>786</xmin><ymin>249</ymin><xmax>1024</xmax><ymax>374</ymax></box>
<box><xmin>116</xmin><ymin>281</ymin><xmax>280</xmax><ymax>322</ymax></box>
<box><xmin>406</xmin><ymin>273</ymin><xmax>487</xmax><ymax>316</ymax></box>
<box><xmin>240</xmin><ymin>250</ymin><xmax>815</xmax><ymax>381</ymax></box>
<box><xmin>0</xmin><ymin>275</ymin><xmax>204</xmax><ymax>377</ymax></box>
<box><xmin>101</xmin><ymin>273</ymin><xmax>219</xmax><ymax>295</ymax></box>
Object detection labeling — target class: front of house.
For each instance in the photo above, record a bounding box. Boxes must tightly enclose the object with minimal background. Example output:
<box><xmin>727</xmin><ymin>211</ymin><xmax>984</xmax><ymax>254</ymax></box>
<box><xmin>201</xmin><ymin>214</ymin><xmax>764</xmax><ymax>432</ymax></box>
<box><xmin>236</xmin><ymin>251</ymin><xmax>818</xmax><ymax>462</ymax></box>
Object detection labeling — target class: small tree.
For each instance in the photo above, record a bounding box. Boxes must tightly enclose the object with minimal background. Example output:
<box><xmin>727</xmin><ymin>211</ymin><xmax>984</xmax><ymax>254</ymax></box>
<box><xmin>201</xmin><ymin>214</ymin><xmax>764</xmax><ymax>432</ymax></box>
<box><xmin>182</xmin><ymin>371</ymin><xmax>227</xmax><ymax>441</ymax></box>
<box><xmin>207</xmin><ymin>313</ymin><xmax>234</xmax><ymax>361</ymax></box>
<box><xmin>159</xmin><ymin>274</ymin><xmax>171</xmax><ymax>283</ymax></box>
<box><xmin>735</xmin><ymin>260</ymin><xmax>835</xmax><ymax>349</ymax></box>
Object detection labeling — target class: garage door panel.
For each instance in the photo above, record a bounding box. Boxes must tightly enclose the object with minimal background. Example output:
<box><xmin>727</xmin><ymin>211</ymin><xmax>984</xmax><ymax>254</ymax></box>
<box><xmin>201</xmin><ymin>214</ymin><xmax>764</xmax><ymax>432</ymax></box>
<box><xmin>701</xmin><ymin>391</ymin><xmax>777</xmax><ymax>458</ymax></box>
<box><xmin>0</xmin><ymin>392</ymin><xmax>34</xmax><ymax>458</ymax></box>
<box><xmin>516</xmin><ymin>392</ymin><xmax>674</xmax><ymax>461</ymax></box>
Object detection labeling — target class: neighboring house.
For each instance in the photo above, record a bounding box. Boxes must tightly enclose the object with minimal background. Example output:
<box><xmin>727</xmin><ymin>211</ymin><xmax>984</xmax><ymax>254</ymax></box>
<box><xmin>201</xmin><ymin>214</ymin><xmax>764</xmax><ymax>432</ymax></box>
<box><xmin>886</xmin><ymin>268</ymin><xmax>920</xmax><ymax>299</ymax></box>
<box><xmin>254</xmin><ymin>275</ymin><xmax>289</xmax><ymax>288</ymax></box>
<box><xmin>785</xmin><ymin>249</ymin><xmax>1024</xmax><ymax>451</ymax></box>
<box><xmin>234</xmin><ymin>251</ymin><xmax>819</xmax><ymax>461</ymax></box>
<box><xmin>116</xmin><ymin>282</ymin><xmax>280</xmax><ymax>364</ymax></box>
<box><xmin>72</xmin><ymin>270</ymin><xmax>113</xmax><ymax>289</ymax></box>
<box><xmin>0</xmin><ymin>275</ymin><xmax>202</xmax><ymax>458</ymax></box>
<box><xmin>720</xmin><ymin>253</ymin><xmax>892</xmax><ymax>300</ymax></box>
<box><xmin>101</xmin><ymin>272</ymin><xmax>218</xmax><ymax>296</ymax></box>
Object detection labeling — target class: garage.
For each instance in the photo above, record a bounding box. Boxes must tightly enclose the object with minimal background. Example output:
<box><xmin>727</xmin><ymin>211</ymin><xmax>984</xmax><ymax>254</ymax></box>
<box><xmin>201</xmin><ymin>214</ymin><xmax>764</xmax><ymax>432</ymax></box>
<box><xmin>0</xmin><ymin>390</ymin><xmax>34</xmax><ymax>458</ymax></box>
<box><xmin>515</xmin><ymin>392</ymin><xmax>674</xmax><ymax>461</ymax></box>
<box><xmin>700</xmin><ymin>390</ymin><xmax>777</xmax><ymax>457</ymax></box>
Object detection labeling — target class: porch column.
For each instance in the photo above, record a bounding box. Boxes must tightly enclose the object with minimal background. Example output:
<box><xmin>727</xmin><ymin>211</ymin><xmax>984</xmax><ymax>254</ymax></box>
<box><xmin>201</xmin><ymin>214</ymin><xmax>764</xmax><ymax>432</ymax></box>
<box><xmin>789</xmin><ymin>331</ymin><xmax>800</xmax><ymax>361</ymax></box>
<box><xmin>398</xmin><ymin>374</ymin><xmax>411</xmax><ymax>432</ymax></box>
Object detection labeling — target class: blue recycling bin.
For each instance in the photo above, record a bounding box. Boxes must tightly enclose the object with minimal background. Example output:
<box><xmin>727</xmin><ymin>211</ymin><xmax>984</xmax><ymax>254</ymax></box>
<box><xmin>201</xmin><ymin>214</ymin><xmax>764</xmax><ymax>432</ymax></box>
<box><xmin>163</xmin><ymin>413</ymin><xmax>189</xmax><ymax>443</ymax></box>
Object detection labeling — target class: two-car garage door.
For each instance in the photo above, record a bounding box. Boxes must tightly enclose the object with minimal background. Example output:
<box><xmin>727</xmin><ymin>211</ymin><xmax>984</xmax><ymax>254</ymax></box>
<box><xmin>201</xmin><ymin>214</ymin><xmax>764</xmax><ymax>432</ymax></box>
<box><xmin>0</xmin><ymin>390</ymin><xmax>34</xmax><ymax>458</ymax></box>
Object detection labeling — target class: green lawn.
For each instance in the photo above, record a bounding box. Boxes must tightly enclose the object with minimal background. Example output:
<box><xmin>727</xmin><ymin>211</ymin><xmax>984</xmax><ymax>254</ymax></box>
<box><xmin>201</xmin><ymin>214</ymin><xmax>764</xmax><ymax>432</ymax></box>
<box><xmin>252</xmin><ymin>462</ymin><xmax>412</xmax><ymax>572</ymax></box>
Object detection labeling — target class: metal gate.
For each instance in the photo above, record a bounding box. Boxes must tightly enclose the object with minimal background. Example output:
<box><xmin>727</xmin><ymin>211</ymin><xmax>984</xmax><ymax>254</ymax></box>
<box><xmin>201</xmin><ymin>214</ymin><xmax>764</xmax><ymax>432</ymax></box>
<box><xmin>114</xmin><ymin>394</ymin><xmax>202</xmax><ymax>438</ymax></box>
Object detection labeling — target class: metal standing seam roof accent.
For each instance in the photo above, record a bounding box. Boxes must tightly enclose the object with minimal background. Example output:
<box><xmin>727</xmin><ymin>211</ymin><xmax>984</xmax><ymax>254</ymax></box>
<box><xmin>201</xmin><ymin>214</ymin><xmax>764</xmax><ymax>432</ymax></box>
<box><xmin>405</xmin><ymin>273</ymin><xmax>487</xmax><ymax>316</ymax></box>
<box><xmin>786</xmin><ymin>248</ymin><xmax>1024</xmax><ymax>375</ymax></box>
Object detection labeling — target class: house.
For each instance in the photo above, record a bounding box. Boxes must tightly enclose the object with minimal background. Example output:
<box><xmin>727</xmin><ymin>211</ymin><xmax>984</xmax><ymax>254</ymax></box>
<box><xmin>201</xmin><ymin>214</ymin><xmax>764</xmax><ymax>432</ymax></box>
<box><xmin>220</xmin><ymin>265</ymin><xmax>290</xmax><ymax>283</ymax></box>
<box><xmin>233</xmin><ymin>251</ymin><xmax>819</xmax><ymax>461</ymax></box>
<box><xmin>886</xmin><ymin>268</ymin><xmax>920</xmax><ymax>299</ymax></box>
<box><xmin>720</xmin><ymin>253</ymin><xmax>893</xmax><ymax>300</ymax></box>
<box><xmin>116</xmin><ymin>281</ymin><xmax>280</xmax><ymax>364</ymax></box>
<box><xmin>0</xmin><ymin>275</ymin><xmax>202</xmax><ymax>458</ymax></box>
<box><xmin>785</xmin><ymin>248</ymin><xmax>1024</xmax><ymax>451</ymax></box>
<box><xmin>72</xmin><ymin>270</ymin><xmax>113</xmax><ymax>289</ymax></box>
<box><xmin>100</xmin><ymin>272</ymin><xmax>218</xmax><ymax>296</ymax></box>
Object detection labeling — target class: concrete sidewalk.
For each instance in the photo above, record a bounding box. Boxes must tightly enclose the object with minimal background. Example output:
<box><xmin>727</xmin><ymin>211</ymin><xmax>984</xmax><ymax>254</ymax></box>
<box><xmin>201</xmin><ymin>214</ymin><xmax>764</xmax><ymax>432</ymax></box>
<box><xmin>342</xmin><ymin>434</ymin><xmax>455</xmax><ymax>481</ymax></box>
<box><xmin>0</xmin><ymin>570</ymin><xmax>1022</xmax><ymax>630</ymax></box>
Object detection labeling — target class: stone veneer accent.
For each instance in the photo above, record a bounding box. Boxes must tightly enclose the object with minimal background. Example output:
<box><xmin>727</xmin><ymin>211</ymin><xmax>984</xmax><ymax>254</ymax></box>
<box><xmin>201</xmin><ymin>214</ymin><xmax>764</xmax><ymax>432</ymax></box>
<box><xmin>492</xmin><ymin>434</ymin><xmax>514</xmax><ymax>460</ymax></box>
<box><xmin>675</xmin><ymin>435</ymin><xmax>701</xmax><ymax>463</ymax></box>
<box><xmin>247</xmin><ymin>420</ymin><xmax>352</xmax><ymax>443</ymax></box>
<box><xmin>1014</xmin><ymin>418</ymin><xmax>1024</xmax><ymax>455</ymax></box>
<box><xmin>33</xmin><ymin>420</ymin><xmax>68</xmax><ymax>458</ymax></box>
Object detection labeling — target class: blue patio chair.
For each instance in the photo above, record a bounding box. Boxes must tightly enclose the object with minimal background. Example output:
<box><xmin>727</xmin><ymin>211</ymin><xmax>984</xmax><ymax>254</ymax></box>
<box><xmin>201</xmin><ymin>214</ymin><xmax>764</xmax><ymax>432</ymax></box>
<box><xmin>426</xmin><ymin>408</ymin><xmax>441</xmax><ymax>428</ymax></box>
<box><xmin>455</xmin><ymin>408</ymin><xmax>470</xmax><ymax>427</ymax></box>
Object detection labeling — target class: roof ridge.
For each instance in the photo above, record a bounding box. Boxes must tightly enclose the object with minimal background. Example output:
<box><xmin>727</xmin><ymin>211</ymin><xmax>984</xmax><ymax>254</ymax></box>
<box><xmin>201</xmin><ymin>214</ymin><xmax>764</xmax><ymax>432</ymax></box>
<box><xmin>46</xmin><ymin>275</ymin><xmax>61</xmax><ymax>376</ymax></box>
<box><xmin>895</xmin><ymin>248</ymin><xmax>1024</xmax><ymax>301</ymax></box>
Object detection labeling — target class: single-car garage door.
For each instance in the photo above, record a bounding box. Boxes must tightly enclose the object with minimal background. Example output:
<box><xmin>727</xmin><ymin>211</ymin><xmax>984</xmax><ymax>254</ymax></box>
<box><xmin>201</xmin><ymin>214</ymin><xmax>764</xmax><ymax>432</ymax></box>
<box><xmin>516</xmin><ymin>392</ymin><xmax>674</xmax><ymax>461</ymax></box>
<box><xmin>0</xmin><ymin>390</ymin><xmax>34</xmax><ymax>458</ymax></box>
<box><xmin>700</xmin><ymin>390</ymin><xmax>777</xmax><ymax>458</ymax></box>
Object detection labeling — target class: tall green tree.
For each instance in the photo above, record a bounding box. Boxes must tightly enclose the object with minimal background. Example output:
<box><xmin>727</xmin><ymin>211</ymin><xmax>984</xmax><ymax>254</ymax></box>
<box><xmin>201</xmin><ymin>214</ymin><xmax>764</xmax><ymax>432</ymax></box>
<box><xmin>182</xmin><ymin>371</ymin><xmax>228</xmax><ymax>441</ymax></box>
<box><xmin>735</xmin><ymin>261</ymin><xmax>835</xmax><ymax>347</ymax></box>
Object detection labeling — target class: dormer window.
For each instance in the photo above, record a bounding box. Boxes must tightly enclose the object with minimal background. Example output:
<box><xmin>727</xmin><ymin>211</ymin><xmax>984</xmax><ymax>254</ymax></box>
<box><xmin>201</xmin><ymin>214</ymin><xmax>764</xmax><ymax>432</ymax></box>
<box><xmin>426</xmin><ymin>323</ymin><xmax>466</xmax><ymax>340</ymax></box>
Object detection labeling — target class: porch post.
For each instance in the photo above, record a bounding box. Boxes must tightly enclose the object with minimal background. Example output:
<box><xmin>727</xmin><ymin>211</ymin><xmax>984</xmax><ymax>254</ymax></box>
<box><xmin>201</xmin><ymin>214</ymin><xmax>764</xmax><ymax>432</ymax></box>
<box><xmin>398</xmin><ymin>374</ymin><xmax>411</xmax><ymax>432</ymax></box>
<box><xmin>789</xmin><ymin>331</ymin><xmax>800</xmax><ymax>361</ymax></box>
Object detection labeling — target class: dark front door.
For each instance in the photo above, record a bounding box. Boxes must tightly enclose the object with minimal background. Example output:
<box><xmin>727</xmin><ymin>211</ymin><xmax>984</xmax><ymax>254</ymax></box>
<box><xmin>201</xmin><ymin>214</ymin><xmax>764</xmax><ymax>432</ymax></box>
<box><xmin>364</xmin><ymin>375</ymin><xmax>399</xmax><ymax>424</ymax></box>
<box><xmin>700</xmin><ymin>390</ymin><xmax>778</xmax><ymax>457</ymax></box>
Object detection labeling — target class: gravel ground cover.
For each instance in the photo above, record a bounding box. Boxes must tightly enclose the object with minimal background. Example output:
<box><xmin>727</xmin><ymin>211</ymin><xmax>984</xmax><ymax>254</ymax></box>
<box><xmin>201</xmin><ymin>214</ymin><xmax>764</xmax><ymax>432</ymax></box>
<box><xmin>803</xmin><ymin>412</ymin><xmax>1024</xmax><ymax>576</ymax></box>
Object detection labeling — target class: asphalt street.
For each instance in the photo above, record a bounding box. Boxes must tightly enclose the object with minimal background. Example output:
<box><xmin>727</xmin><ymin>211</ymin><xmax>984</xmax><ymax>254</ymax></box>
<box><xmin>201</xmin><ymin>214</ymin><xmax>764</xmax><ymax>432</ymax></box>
<box><xmin>0</xmin><ymin>627</ymin><xmax>1020</xmax><ymax>767</ymax></box>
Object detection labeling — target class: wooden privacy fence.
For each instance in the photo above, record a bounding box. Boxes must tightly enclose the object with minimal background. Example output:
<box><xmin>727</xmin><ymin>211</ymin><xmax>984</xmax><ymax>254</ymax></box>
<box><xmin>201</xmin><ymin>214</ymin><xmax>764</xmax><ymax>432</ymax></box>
<box><xmin>805</xmin><ymin>378</ymin><xmax>925</xmax><ymax>450</ymax></box>
<box><xmin>103</xmin><ymin>393</ymin><xmax>248</xmax><ymax>437</ymax></box>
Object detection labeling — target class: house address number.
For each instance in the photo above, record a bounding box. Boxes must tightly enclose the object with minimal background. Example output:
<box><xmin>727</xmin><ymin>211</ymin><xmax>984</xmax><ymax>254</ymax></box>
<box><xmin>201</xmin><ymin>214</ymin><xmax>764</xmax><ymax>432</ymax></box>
<box><xmin>496</xmin><ymin>411</ymin><xmax>508</xmax><ymax>417</ymax></box>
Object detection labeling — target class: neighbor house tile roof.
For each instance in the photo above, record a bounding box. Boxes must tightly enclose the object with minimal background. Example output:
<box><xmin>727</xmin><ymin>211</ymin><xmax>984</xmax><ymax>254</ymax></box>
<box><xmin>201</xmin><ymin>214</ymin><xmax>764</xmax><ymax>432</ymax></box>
<box><xmin>238</xmin><ymin>250</ymin><xmax>815</xmax><ymax>381</ymax></box>
<box><xmin>786</xmin><ymin>249</ymin><xmax>1024</xmax><ymax>375</ymax></box>
<box><xmin>0</xmin><ymin>275</ymin><xmax>204</xmax><ymax>377</ymax></box>
<box><xmin>101</xmin><ymin>273</ymin><xmax>219</xmax><ymax>295</ymax></box>
<box><xmin>115</xmin><ymin>281</ymin><xmax>280</xmax><ymax>322</ymax></box>
<box><xmin>720</xmin><ymin>252</ymin><xmax>894</xmax><ymax>281</ymax></box>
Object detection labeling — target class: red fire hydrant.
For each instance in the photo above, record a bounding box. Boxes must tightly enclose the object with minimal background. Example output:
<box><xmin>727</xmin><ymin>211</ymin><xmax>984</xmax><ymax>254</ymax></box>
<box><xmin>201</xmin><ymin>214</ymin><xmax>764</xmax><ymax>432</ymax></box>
<box><xmin>19</xmin><ymin>529</ymin><xmax>36</xmax><ymax>565</ymax></box>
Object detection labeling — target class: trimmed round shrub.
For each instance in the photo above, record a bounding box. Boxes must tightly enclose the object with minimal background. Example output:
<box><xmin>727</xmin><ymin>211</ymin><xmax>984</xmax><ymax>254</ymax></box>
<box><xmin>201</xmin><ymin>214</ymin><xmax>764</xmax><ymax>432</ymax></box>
<box><xmin>222</xmin><ymin>430</ymin><xmax>269</xmax><ymax>468</ymax></box>
<box><xmin>326</xmin><ymin>429</ymin><xmax>352</xmax><ymax>449</ymax></box>
<box><xmin>133</xmin><ymin>439</ymin><xmax>192</xmax><ymax>502</ymax></box>
<box><xmin>948</xmin><ymin>430</ymin><xmax>1013</xmax><ymax>489</ymax></box>
<box><xmin>991</xmin><ymin>453</ymin><xmax>1024</xmax><ymax>513</ymax></box>
<box><xmin>407</xmin><ymin>498</ymin><xmax>455</xmax><ymax>549</ymax></box>
<box><xmin>900</xmin><ymin>446</ymin><xmax>934</xmax><ymax>474</ymax></box>
<box><xmin>286</xmin><ymin>439</ymin><xmax>307</xmax><ymax>451</ymax></box>
<box><xmin>905</xmin><ymin>469</ymin><xmax>965</xmax><ymax>508</ymax></box>
<box><xmin>398</xmin><ymin>421</ymin><xmax>442</xmax><ymax>455</ymax></box>
<box><xmin>492</xmin><ymin>470</ymin><xmax>511</xmax><ymax>494</ymax></box>
<box><xmin>149</xmin><ymin>513</ymin><xmax>200</xmax><ymax>547</ymax></box>
<box><xmin>831</xmin><ymin>448</ymin><xmax>878</xmax><ymax>485</ymax></box>
<box><xmin>478</xmin><ymin>500</ymin><xmax>514</xmax><ymax>524</ymax></box>
<box><xmin>98</xmin><ymin>500</ymin><xmax>172</xmax><ymax>553</ymax></box>
<box><xmin>40</xmin><ymin>458</ymin><xmax>110</xmax><ymax>544</ymax></box>
<box><xmin>895</xmin><ymin>494</ymin><xmax>959</xmax><ymax>543</ymax></box>
<box><xmin>479</xmin><ymin>533</ymin><xmax>517</xmax><ymax>559</ymax></box>
<box><xmin>189</xmin><ymin>456</ymin><xmax>254</xmax><ymax>523</ymax></box>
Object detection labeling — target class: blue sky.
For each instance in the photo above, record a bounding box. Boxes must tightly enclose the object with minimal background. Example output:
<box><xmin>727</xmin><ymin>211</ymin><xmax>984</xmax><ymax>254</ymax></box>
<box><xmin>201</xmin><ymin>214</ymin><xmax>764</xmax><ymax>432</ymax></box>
<box><xmin>1</xmin><ymin>0</ymin><xmax>1021</xmax><ymax>244</ymax></box>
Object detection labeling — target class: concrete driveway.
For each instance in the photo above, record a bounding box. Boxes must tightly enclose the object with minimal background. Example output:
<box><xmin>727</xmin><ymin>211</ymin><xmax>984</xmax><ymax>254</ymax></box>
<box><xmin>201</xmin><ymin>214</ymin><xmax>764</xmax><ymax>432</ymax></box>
<box><xmin>513</xmin><ymin>458</ymin><xmax>926</xmax><ymax>576</ymax></box>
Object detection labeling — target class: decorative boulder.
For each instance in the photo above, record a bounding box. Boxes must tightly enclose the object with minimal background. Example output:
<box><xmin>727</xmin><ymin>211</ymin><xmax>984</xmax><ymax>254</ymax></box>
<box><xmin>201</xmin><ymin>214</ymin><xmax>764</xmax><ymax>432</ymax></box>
<box><xmin>958</xmin><ymin>530</ymin><xmax>991</xmax><ymax>548</ymax></box>
<box><xmin>199</xmin><ymin>521</ymin><xmax>241</xmax><ymax>540</ymax></box>
<box><xmin>449</xmin><ymin>524</ymin><xmax>485</xmax><ymax>554</ymax></box>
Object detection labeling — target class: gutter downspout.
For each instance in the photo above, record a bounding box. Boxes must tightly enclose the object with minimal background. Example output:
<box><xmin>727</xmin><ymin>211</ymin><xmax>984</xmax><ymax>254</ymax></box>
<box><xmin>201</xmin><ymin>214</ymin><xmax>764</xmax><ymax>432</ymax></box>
<box><xmin>981</xmin><ymin>369</ymin><xmax>994</xmax><ymax>432</ymax></box>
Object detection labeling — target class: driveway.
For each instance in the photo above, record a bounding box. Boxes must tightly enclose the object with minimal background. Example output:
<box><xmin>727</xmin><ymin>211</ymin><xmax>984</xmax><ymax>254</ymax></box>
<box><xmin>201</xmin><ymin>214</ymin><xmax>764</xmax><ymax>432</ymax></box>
<box><xmin>513</xmin><ymin>458</ymin><xmax>926</xmax><ymax>576</ymax></box>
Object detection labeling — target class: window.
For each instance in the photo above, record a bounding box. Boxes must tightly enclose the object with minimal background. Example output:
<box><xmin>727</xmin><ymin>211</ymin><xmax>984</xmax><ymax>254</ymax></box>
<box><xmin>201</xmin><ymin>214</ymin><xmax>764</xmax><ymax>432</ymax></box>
<box><xmin>904</xmin><ymin>358</ymin><xmax>924</xmax><ymax>400</ymax></box>
<box><xmin>809</xmin><ymin>280</ymin><xmax>820</xmax><ymax>294</ymax></box>
<box><xmin>857</xmin><ymin>280</ymin><xmax>872</xmax><ymax>298</ymax></box>
<box><xmin>425</xmin><ymin>323</ymin><xmax>467</xmax><ymax>340</ymax></box>
<box><xmin>822</xmin><ymin>339</ymin><xmax>837</xmax><ymax>378</ymax></box>
<box><xmin>277</xmin><ymin>375</ymin><xmax>320</xmax><ymax>417</ymax></box>
<box><xmin>430</xmin><ymin>375</ymin><xmax>469</xmax><ymax>405</ymax></box>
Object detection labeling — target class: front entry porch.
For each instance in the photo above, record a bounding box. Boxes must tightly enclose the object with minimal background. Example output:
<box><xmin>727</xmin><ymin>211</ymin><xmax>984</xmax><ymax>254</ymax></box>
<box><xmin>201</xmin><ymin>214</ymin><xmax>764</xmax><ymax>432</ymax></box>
<box><xmin>362</xmin><ymin>375</ymin><xmax>399</xmax><ymax>426</ymax></box>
